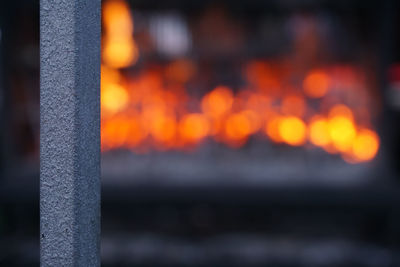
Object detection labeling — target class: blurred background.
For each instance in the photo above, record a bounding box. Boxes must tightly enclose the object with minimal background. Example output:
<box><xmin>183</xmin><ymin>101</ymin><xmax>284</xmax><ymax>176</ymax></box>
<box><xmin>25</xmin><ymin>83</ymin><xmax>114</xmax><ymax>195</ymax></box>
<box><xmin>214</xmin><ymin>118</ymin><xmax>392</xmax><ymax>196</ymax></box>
<box><xmin>1</xmin><ymin>0</ymin><xmax>400</xmax><ymax>266</ymax></box>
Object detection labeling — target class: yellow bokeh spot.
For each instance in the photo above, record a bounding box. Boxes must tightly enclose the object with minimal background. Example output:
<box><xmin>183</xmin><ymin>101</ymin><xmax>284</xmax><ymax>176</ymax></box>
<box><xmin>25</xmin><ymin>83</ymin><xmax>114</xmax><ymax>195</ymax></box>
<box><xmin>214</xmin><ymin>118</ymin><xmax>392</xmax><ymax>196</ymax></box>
<box><xmin>201</xmin><ymin>86</ymin><xmax>234</xmax><ymax>118</ymax></box>
<box><xmin>103</xmin><ymin>38</ymin><xmax>138</xmax><ymax>69</ymax></box>
<box><xmin>102</xmin><ymin>0</ymin><xmax>138</xmax><ymax>68</ymax></box>
<box><xmin>179</xmin><ymin>113</ymin><xmax>210</xmax><ymax>143</ymax></box>
<box><xmin>308</xmin><ymin>116</ymin><xmax>331</xmax><ymax>147</ymax></box>
<box><xmin>328</xmin><ymin>116</ymin><xmax>356</xmax><ymax>152</ymax></box>
<box><xmin>101</xmin><ymin>83</ymin><xmax>129</xmax><ymax>113</ymax></box>
<box><xmin>279</xmin><ymin>116</ymin><xmax>307</xmax><ymax>146</ymax></box>
<box><xmin>329</xmin><ymin>104</ymin><xmax>354</xmax><ymax>121</ymax></box>
<box><xmin>303</xmin><ymin>70</ymin><xmax>330</xmax><ymax>98</ymax></box>
<box><xmin>352</xmin><ymin>129</ymin><xmax>379</xmax><ymax>162</ymax></box>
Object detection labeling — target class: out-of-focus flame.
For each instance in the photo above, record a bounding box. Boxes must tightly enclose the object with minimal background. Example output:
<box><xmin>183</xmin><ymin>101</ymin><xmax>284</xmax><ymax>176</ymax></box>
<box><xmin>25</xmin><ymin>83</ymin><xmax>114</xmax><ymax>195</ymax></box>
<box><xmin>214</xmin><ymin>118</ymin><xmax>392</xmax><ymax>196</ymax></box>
<box><xmin>201</xmin><ymin>86</ymin><xmax>234</xmax><ymax>118</ymax></box>
<box><xmin>179</xmin><ymin>113</ymin><xmax>209</xmax><ymax>143</ymax></box>
<box><xmin>103</xmin><ymin>39</ymin><xmax>138</xmax><ymax>69</ymax></box>
<box><xmin>149</xmin><ymin>113</ymin><xmax>177</xmax><ymax>145</ymax></box>
<box><xmin>103</xmin><ymin>0</ymin><xmax>133</xmax><ymax>35</ymax></box>
<box><xmin>101</xmin><ymin>65</ymin><xmax>128</xmax><ymax>115</ymax></box>
<box><xmin>103</xmin><ymin>0</ymin><xmax>138</xmax><ymax>68</ymax></box>
<box><xmin>100</xmin><ymin>0</ymin><xmax>380</xmax><ymax>163</ymax></box>
<box><xmin>303</xmin><ymin>70</ymin><xmax>330</xmax><ymax>98</ymax></box>
<box><xmin>329</xmin><ymin>104</ymin><xmax>354</xmax><ymax>120</ymax></box>
<box><xmin>265</xmin><ymin>115</ymin><xmax>283</xmax><ymax>143</ymax></box>
<box><xmin>328</xmin><ymin>115</ymin><xmax>357</xmax><ymax>152</ymax></box>
<box><xmin>100</xmin><ymin>61</ymin><xmax>380</xmax><ymax>163</ymax></box>
<box><xmin>279</xmin><ymin>116</ymin><xmax>307</xmax><ymax>146</ymax></box>
<box><xmin>281</xmin><ymin>94</ymin><xmax>306</xmax><ymax>117</ymax></box>
<box><xmin>241</xmin><ymin>110</ymin><xmax>261</xmax><ymax>134</ymax></box>
<box><xmin>308</xmin><ymin>116</ymin><xmax>331</xmax><ymax>148</ymax></box>
<box><xmin>351</xmin><ymin>129</ymin><xmax>380</xmax><ymax>162</ymax></box>
<box><xmin>101</xmin><ymin>83</ymin><xmax>129</xmax><ymax>113</ymax></box>
<box><xmin>225</xmin><ymin>112</ymin><xmax>252</xmax><ymax>145</ymax></box>
<box><xmin>101</xmin><ymin>114</ymin><xmax>146</xmax><ymax>150</ymax></box>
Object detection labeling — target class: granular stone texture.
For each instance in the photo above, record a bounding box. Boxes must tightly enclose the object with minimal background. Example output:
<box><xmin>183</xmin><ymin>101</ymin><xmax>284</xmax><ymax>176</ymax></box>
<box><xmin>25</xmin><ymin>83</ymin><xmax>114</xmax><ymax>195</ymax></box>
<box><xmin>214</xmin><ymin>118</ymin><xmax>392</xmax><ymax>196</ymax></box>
<box><xmin>40</xmin><ymin>0</ymin><xmax>101</xmax><ymax>266</ymax></box>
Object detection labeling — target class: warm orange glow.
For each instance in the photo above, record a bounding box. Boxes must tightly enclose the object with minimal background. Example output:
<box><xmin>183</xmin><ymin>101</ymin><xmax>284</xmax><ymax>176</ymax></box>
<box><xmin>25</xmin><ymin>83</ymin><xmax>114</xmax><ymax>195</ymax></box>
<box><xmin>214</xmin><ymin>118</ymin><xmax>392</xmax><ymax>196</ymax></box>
<box><xmin>179</xmin><ymin>114</ymin><xmax>210</xmax><ymax>143</ymax></box>
<box><xmin>303</xmin><ymin>70</ymin><xmax>330</xmax><ymax>98</ymax></box>
<box><xmin>103</xmin><ymin>0</ymin><xmax>133</xmax><ymax>35</ymax></box>
<box><xmin>352</xmin><ymin>129</ymin><xmax>380</xmax><ymax>162</ymax></box>
<box><xmin>103</xmin><ymin>39</ymin><xmax>138</xmax><ymax>69</ymax></box>
<box><xmin>328</xmin><ymin>115</ymin><xmax>356</xmax><ymax>152</ymax></box>
<box><xmin>101</xmin><ymin>114</ymin><xmax>146</xmax><ymax>150</ymax></box>
<box><xmin>245</xmin><ymin>94</ymin><xmax>271</xmax><ymax>113</ymax></box>
<box><xmin>241</xmin><ymin>110</ymin><xmax>261</xmax><ymax>133</ymax></box>
<box><xmin>100</xmin><ymin>60</ymin><xmax>380</xmax><ymax>162</ymax></box>
<box><xmin>201</xmin><ymin>86</ymin><xmax>234</xmax><ymax>118</ymax></box>
<box><xmin>225</xmin><ymin>113</ymin><xmax>252</xmax><ymax>142</ymax></box>
<box><xmin>101</xmin><ymin>64</ymin><xmax>122</xmax><ymax>83</ymax></box>
<box><xmin>265</xmin><ymin>115</ymin><xmax>283</xmax><ymax>143</ymax></box>
<box><xmin>281</xmin><ymin>94</ymin><xmax>306</xmax><ymax>117</ymax></box>
<box><xmin>99</xmin><ymin>5</ymin><xmax>380</xmax><ymax>164</ymax></box>
<box><xmin>100</xmin><ymin>62</ymin><xmax>380</xmax><ymax>161</ymax></box>
<box><xmin>102</xmin><ymin>0</ymin><xmax>138</xmax><ymax>68</ymax></box>
<box><xmin>165</xmin><ymin>59</ymin><xmax>196</xmax><ymax>83</ymax></box>
<box><xmin>101</xmin><ymin>83</ymin><xmax>129</xmax><ymax>113</ymax></box>
<box><xmin>329</xmin><ymin>104</ymin><xmax>354</xmax><ymax>120</ymax></box>
<box><xmin>149</xmin><ymin>114</ymin><xmax>177</xmax><ymax>144</ymax></box>
<box><xmin>308</xmin><ymin>116</ymin><xmax>331</xmax><ymax>147</ymax></box>
<box><xmin>278</xmin><ymin>116</ymin><xmax>307</xmax><ymax>146</ymax></box>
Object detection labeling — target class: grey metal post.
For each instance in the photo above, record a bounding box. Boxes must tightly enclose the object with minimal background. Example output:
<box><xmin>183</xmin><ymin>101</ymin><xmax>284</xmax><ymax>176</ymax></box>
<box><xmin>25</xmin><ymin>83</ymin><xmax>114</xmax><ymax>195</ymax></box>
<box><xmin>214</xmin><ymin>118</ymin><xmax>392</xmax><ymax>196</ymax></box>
<box><xmin>40</xmin><ymin>0</ymin><xmax>101</xmax><ymax>266</ymax></box>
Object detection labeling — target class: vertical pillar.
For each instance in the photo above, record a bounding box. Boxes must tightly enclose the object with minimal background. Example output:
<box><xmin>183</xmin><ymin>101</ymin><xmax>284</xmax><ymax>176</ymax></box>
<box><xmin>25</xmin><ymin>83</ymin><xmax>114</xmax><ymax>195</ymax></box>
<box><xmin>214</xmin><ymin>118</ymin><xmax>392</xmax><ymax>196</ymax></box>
<box><xmin>40</xmin><ymin>0</ymin><xmax>101</xmax><ymax>266</ymax></box>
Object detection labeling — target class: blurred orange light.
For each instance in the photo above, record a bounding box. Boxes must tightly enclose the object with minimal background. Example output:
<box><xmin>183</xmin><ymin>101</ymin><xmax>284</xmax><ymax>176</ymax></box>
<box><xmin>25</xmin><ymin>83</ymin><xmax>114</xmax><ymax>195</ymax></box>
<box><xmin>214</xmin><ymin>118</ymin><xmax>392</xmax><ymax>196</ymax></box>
<box><xmin>278</xmin><ymin>116</ymin><xmax>307</xmax><ymax>146</ymax></box>
<box><xmin>241</xmin><ymin>110</ymin><xmax>261</xmax><ymax>133</ymax></box>
<box><xmin>101</xmin><ymin>83</ymin><xmax>129</xmax><ymax>113</ymax></box>
<box><xmin>281</xmin><ymin>94</ymin><xmax>306</xmax><ymax>117</ymax></box>
<box><xmin>265</xmin><ymin>115</ymin><xmax>283</xmax><ymax>143</ymax></box>
<box><xmin>308</xmin><ymin>116</ymin><xmax>331</xmax><ymax>147</ymax></box>
<box><xmin>149</xmin><ymin>114</ymin><xmax>177</xmax><ymax>143</ymax></box>
<box><xmin>245</xmin><ymin>93</ymin><xmax>271</xmax><ymax>113</ymax></box>
<box><xmin>101</xmin><ymin>115</ymin><xmax>145</xmax><ymax>150</ymax></box>
<box><xmin>125</xmin><ymin>117</ymin><xmax>146</xmax><ymax>148</ymax></box>
<box><xmin>103</xmin><ymin>38</ymin><xmax>138</xmax><ymax>69</ymax></box>
<box><xmin>101</xmin><ymin>64</ymin><xmax>122</xmax><ymax>84</ymax></box>
<box><xmin>179</xmin><ymin>113</ymin><xmax>210</xmax><ymax>143</ymax></box>
<box><xmin>352</xmin><ymin>129</ymin><xmax>379</xmax><ymax>162</ymax></box>
<box><xmin>225</xmin><ymin>113</ymin><xmax>251</xmax><ymax>142</ymax></box>
<box><xmin>328</xmin><ymin>115</ymin><xmax>356</xmax><ymax>152</ymax></box>
<box><xmin>99</xmin><ymin>14</ymin><xmax>379</xmax><ymax>165</ymax></box>
<box><xmin>103</xmin><ymin>0</ymin><xmax>133</xmax><ymax>36</ymax></box>
<box><xmin>303</xmin><ymin>70</ymin><xmax>330</xmax><ymax>98</ymax></box>
<box><xmin>329</xmin><ymin>104</ymin><xmax>354</xmax><ymax>120</ymax></box>
<box><xmin>102</xmin><ymin>0</ymin><xmax>138</xmax><ymax>68</ymax></box>
<box><xmin>201</xmin><ymin>86</ymin><xmax>234</xmax><ymax>118</ymax></box>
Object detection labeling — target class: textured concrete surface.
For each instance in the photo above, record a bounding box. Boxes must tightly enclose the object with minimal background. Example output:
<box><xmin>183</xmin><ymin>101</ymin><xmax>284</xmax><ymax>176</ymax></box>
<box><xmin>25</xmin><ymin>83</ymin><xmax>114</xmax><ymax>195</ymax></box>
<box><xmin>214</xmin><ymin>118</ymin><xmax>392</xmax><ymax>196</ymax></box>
<box><xmin>40</xmin><ymin>0</ymin><xmax>100</xmax><ymax>266</ymax></box>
